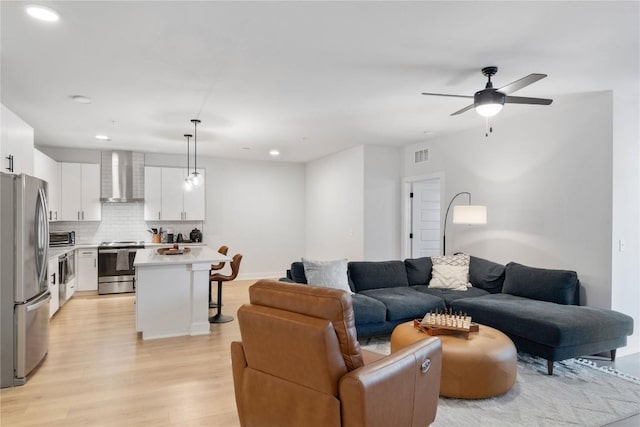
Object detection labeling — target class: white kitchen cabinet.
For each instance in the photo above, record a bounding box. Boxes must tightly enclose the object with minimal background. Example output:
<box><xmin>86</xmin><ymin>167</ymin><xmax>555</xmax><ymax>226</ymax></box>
<box><xmin>33</xmin><ymin>149</ymin><xmax>61</xmax><ymax>221</ymax></box>
<box><xmin>77</xmin><ymin>248</ymin><xmax>98</xmax><ymax>291</ymax></box>
<box><xmin>60</xmin><ymin>163</ymin><xmax>102</xmax><ymax>221</ymax></box>
<box><xmin>144</xmin><ymin>167</ymin><xmax>205</xmax><ymax>221</ymax></box>
<box><xmin>48</xmin><ymin>257</ymin><xmax>59</xmax><ymax>318</ymax></box>
<box><xmin>1</xmin><ymin>104</ymin><xmax>34</xmax><ymax>175</ymax></box>
<box><xmin>183</xmin><ymin>169</ymin><xmax>205</xmax><ymax>220</ymax></box>
<box><xmin>161</xmin><ymin>167</ymin><xmax>185</xmax><ymax>221</ymax></box>
<box><xmin>144</xmin><ymin>167</ymin><xmax>162</xmax><ymax>220</ymax></box>
<box><xmin>67</xmin><ymin>276</ymin><xmax>76</xmax><ymax>299</ymax></box>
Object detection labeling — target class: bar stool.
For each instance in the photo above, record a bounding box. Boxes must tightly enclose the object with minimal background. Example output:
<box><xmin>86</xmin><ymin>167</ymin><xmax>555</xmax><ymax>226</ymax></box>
<box><xmin>209</xmin><ymin>245</ymin><xmax>229</xmax><ymax>309</ymax></box>
<box><xmin>209</xmin><ymin>254</ymin><xmax>243</xmax><ymax>324</ymax></box>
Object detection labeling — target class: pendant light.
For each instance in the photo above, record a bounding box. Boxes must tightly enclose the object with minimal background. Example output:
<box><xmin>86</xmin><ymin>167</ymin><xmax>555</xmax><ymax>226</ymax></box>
<box><xmin>190</xmin><ymin>119</ymin><xmax>202</xmax><ymax>187</ymax></box>
<box><xmin>183</xmin><ymin>134</ymin><xmax>193</xmax><ymax>192</ymax></box>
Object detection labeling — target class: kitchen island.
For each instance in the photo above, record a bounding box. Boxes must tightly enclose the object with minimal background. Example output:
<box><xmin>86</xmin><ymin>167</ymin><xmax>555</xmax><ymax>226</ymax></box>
<box><xmin>134</xmin><ymin>246</ymin><xmax>231</xmax><ymax>340</ymax></box>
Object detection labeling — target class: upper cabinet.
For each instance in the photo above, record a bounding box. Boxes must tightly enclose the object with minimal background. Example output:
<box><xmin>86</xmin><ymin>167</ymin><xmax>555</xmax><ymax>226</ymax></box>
<box><xmin>1</xmin><ymin>104</ymin><xmax>34</xmax><ymax>175</ymax></box>
<box><xmin>33</xmin><ymin>149</ymin><xmax>61</xmax><ymax>221</ymax></box>
<box><xmin>144</xmin><ymin>166</ymin><xmax>205</xmax><ymax>221</ymax></box>
<box><xmin>60</xmin><ymin>163</ymin><xmax>101</xmax><ymax>221</ymax></box>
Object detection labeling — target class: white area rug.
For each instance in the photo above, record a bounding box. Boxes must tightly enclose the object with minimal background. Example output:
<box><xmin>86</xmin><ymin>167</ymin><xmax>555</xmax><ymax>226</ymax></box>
<box><xmin>360</xmin><ymin>338</ymin><xmax>640</xmax><ymax>427</ymax></box>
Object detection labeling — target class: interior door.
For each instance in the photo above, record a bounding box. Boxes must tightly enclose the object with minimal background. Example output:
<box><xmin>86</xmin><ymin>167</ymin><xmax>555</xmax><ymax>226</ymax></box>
<box><xmin>411</xmin><ymin>178</ymin><xmax>441</xmax><ymax>258</ymax></box>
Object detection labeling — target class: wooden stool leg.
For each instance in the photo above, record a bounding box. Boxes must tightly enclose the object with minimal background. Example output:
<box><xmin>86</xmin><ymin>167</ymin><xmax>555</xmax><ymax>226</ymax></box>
<box><xmin>209</xmin><ymin>281</ymin><xmax>234</xmax><ymax>324</ymax></box>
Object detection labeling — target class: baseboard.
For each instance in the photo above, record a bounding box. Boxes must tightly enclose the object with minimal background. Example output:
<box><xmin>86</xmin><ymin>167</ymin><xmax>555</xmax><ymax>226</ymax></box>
<box><xmin>236</xmin><ymin>272</ymin><xmax>283</xmax><ymax>281</ymax></box>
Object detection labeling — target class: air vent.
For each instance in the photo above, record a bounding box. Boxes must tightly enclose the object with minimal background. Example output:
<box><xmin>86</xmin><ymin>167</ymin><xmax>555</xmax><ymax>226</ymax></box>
<box><xmin>414</xmin><ymin>149</ymin><xmax>429</xmax><ymax>164</ymax></box>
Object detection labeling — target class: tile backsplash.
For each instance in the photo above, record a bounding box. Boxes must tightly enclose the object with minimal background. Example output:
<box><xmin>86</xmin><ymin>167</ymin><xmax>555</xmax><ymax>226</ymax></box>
<box><xmin>50</xmin><ymin>202</ymin><xmax>203</xmax><ymax>244</ymax></box>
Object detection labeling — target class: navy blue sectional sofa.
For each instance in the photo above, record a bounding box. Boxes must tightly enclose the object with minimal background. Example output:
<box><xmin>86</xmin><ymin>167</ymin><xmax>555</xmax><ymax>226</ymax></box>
<box><xmin>284</xmin><ymin>256</ymin><xmax>634</xmax><ymax>375</ymax></box>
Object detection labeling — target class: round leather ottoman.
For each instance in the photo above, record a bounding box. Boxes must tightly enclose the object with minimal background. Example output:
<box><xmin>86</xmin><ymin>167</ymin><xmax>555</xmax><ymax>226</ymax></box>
<box><xmin>391</xmin><ymin>322</ymin><xmax>517</xmax><ymax>399</ymax></box>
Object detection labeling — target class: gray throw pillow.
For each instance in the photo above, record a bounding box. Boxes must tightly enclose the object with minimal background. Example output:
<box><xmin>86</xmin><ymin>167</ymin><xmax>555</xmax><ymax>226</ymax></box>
<box><xmin>301</xmin><ymin>258</ymin><xmax>353</xmax><ymax>295</ymax></box>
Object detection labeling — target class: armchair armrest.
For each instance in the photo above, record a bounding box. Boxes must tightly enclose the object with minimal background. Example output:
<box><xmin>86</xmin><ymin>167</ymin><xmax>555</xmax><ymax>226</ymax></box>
<box><xmin>339</xmin><ymin>337</ymin><xmax>442</xmax><ymax>427</ymax></box>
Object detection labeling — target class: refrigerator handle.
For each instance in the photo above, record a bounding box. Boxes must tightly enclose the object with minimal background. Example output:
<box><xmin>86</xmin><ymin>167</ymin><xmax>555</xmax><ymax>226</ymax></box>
<box><xmin>36</xmin><ymin>187</ymin><xmax>50</xmax><ymax>285</ymax></box>
<box><xmin>26</xmin><ymin>291</ymin><xmax>51</xmax><ymax>312</ymax></box>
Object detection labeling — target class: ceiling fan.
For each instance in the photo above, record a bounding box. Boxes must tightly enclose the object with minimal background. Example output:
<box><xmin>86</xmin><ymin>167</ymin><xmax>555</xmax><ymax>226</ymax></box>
<box><xmin>422</xmin><ymin>66</ymin><xmax>553</xmax><ymax>117</ymax></box>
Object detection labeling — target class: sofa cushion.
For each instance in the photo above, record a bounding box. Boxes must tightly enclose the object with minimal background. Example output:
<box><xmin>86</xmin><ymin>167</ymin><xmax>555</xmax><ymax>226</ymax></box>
<box><xmin>469</xmin><ymin>256</ymin><xmax>505</xmax><ymax>293</ymax></box>
<box><xmin>412</xmin><ymin>285</ymin><xmax>490</xmax><ymax>307</ymax></box>
<box><xmin>348</xmin><ymin>261</ymin><xmax>409</xmax><ymax>292</ymax></box>
<box><xmin>451</xmin><ymin>294</ymin><xmax>634</xmax><ymax>348</ymax></box>
<box><xmin>404</xmin><ymin>257</ymin><xmax>433</xmax><ymax>286</ymax></box>
<box><xmin>351</xmin><ymin>293</ymin><xmax>387</xmax><ymax>325</ymax></box>
<box><xmin>301</xmin><ymin>258</ymin><xmax>353</xmax><ymax>295</ymax></box>
<box><xmin>502</xmin><ymin>262</ymin><xmax>578</xmax><ymax>305</ymax></box>
<box><xmin>360</xmin><ymin>287</ymin><xmax>446</xmax><ymax>321</ymax></box>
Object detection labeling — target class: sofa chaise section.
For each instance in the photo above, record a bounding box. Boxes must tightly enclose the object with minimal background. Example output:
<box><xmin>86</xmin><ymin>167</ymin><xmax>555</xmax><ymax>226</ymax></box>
<box><xmin>451</xmin><ymin>262</ymin><xmax>634</xmax><ymax>374</ymax></box>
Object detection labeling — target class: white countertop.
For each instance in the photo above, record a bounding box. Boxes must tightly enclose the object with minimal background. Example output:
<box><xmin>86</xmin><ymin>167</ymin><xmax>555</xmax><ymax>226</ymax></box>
<box><xmin>134</xmin><ymin>246</ymin><xmax>231</xmax><ymax>267</ymax></box>
<box><xmin>144</xmin><ymin>242</ymin><xmax>206</xmax><ymax>247</ymax></box>
<box><xmin>47</xmin><ymin>242</ymin><xmax>206</xmax><ymax>260</ymax></box>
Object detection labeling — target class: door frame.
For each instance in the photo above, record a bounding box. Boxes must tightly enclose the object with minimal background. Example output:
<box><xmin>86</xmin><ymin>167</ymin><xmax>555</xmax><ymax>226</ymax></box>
<box><xmin>400</xmin><ymin>172</ymin><xmax>445</xmax><ymax>259</ymax></box>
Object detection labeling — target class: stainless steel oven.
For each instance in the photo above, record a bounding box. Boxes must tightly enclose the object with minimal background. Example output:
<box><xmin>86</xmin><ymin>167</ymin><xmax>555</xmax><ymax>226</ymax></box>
<box><xmin>97</xmin><ymin>241</ymin><xmax>144</xmax><ymax>295</ymax></box>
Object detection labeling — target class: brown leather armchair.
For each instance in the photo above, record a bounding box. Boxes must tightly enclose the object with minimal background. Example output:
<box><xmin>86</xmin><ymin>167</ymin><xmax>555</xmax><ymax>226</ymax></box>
<box><xmin>231</xmin><ymin>280</ymin><xmax>442</xmax><ymax>427</ymax></box>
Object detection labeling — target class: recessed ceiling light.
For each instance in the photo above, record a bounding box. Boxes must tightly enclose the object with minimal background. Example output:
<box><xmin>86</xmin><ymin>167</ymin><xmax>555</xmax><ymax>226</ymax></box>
<box><xmin>26</xmin><ymin>5</ymin><xmax>60</xmax><ymax>22</ymax></box>
<box><xmin>95</xmin><ymin>135</ymin><xmax>110</xmax><ymax>141</ymax></box>
<box><xmin>269</xmin><ymin>149</ymin><xmax>280</xmax><ymax>157</ymax></box>
<box><xmin>242</xmin><ymin>147</ymin><xmax>251</xmax><ymax>150</ymax></box>
<box><xmin>70</xmin><ymin>95</ymin><xmax>92</xmax><ymax>104</ymax></box>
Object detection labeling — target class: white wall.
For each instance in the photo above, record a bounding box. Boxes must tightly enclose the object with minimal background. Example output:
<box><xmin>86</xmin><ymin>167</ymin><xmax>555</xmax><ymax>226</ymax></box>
<box><xmin>610</xmin><ymin>66</ymin><xmax>640</xmax><ymax>355</ymax></box>
<box><xmin>404</xmin><ymin>92</ymin><xmax>614</xmax><ymax>304</ymax></box>
<box><xmin>364</xmin><ymin>145</ymin><xmax>401</xmax><ymax>261</ymax></box>
<box><xmin>305</xmin><ymin>146</ymin><xmax>364</xmax><ymax>260</ymax></box>
<box><xmin>42</xmin><ymin>147</ymin><xmax>305</xmax><ymax>279</ymax></box>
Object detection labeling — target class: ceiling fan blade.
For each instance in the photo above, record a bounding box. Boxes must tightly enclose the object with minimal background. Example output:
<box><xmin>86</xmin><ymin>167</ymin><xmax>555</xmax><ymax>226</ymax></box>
<box><xmin>422</xmin><ymin>92</ymin><xmax>473</xmax><ymax>99</ymax></box>
<box><xmin>497</xmin><ymin>73</ymin><xmax>547</xmax><ymax>95</ymax></box>
<box><xmin>450</xmin><ymin>104</ymin><xmax>475</xmax><ymax>116</ymax></box>
<box><xmin>504</xmin><ymin>96</ymin><xmax>553</xmax><ymax>105</ymax></box>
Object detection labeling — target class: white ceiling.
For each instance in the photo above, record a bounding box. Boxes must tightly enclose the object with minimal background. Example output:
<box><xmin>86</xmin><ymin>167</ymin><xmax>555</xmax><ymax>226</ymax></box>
<box><xmin>1</xmin><ymin>1</ymin><xmax>637</xmax><ymax>162</ymax></box>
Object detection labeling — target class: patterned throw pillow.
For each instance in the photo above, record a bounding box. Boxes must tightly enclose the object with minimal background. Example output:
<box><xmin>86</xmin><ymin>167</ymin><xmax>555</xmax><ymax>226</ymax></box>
<box><xmin>428</xmin><ymin>254</ymin><xmax>471</xmax><ymax>291</ymax></box>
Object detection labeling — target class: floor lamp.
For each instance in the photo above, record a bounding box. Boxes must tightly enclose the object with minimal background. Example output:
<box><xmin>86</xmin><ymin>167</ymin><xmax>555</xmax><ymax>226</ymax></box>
<box><xmin>442</xmin><ymin>192</ymin><xmax>487</xmax><ymax>255</ymax></box>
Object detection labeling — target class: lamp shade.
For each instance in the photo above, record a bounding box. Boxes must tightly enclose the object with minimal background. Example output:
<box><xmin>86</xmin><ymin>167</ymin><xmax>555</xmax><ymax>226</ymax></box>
<box><xmin>452</xmin><ymin>205</ymin><xmax>487</xmax><ymax>224</ymax></box>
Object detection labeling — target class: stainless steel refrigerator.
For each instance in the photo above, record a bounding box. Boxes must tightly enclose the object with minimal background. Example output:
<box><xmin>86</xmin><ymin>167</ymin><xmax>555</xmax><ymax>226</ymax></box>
<box><xmin>1</xmin><ymin>172</ymin><xmax>51</xmax><ymax>388</ymax></box>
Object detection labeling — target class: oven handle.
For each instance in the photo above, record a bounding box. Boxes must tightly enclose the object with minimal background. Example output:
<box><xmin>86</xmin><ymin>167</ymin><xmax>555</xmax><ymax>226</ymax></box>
<box><xmin>98</xmin><ymin>249</ymin><xmax>137</xmax><ymax>254</ymax></box>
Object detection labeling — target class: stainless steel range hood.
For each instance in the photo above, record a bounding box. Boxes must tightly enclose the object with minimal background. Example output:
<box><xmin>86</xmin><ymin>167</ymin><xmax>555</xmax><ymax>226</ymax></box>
<box><xmin>100</xmin><ymin>151</ymin><xmax>144</xmax><ymax>202</ymax></box>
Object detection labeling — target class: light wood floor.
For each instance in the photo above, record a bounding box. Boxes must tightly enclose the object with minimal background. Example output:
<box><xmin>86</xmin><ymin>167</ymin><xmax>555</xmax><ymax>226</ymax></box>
<box><xmin>3</xmin><ymin>281</ymin><xmax>639</xmax><ymax>426</ymax></box>
<box><xmin>0</xmin><ymin>280</ymin><xmax>256</xmax><ymax>427</ymax></box>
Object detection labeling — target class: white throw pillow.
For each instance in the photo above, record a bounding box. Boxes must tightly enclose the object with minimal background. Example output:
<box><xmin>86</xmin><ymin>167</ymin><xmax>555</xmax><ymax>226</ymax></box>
<box><xmin>428</xmin><ymin>265</ymin><xmax>469</xmax><ymax>291</ymax></box>
<box><xmin>429</xmin><ymin>254</ymin><xmax>472</xmax><ymax>290</ymax></box>
<box><xmin>301</xmin><ymin>258</ymin><xmax>353</xmax><ymax>295</ymax></box>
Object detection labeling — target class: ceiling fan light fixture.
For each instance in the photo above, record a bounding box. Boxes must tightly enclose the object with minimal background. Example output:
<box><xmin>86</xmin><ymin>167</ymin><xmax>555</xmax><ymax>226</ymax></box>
<box><xmin>474</xmin><ymin>89</ymin><xmax>505</xmax><ymax>117</ymax></box>
<box><xmin>475</xmin><ymin>103</ymin><xmax>503</xmax><ymax>117</ymax></box>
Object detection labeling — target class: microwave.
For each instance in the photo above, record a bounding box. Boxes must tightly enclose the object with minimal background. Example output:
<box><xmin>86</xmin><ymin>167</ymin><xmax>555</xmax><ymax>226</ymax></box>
<box><xmin>49</xmin><ymin>231</ymin><xmax>75</xmax><ymax>247</ymax></box>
